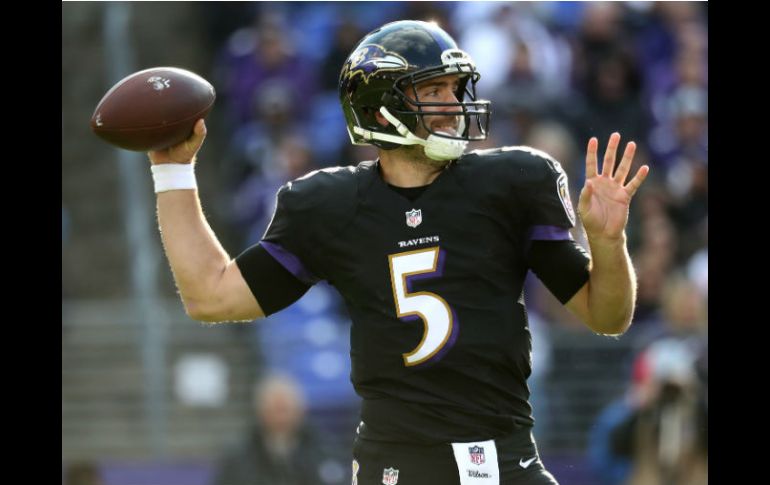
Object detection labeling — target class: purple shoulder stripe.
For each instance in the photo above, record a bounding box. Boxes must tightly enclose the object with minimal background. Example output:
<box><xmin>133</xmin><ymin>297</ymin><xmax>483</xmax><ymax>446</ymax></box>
<box><xmin>529</xmin><ymin>225</ymin><xmax>573</xmax><ymax>241</ymax></box>
<box><xmin>261</xmin><ymin>241</ymin><xmax>319</xmax><ymax>285</ymax></box>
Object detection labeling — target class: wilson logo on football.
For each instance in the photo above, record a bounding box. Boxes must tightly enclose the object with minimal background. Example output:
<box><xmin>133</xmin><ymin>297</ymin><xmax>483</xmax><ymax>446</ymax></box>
<box><xmin>147</xmin><ymin>76</ymin><xmax>171</xmax><ymax>91</ymax></box>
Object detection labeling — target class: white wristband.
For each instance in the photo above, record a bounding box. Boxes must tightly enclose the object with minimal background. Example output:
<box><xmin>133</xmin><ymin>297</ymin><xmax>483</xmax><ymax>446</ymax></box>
<box><xmin>151</xmin><ymin>163</ymin><xmax>197</xmax><ymax>193</ymax></box>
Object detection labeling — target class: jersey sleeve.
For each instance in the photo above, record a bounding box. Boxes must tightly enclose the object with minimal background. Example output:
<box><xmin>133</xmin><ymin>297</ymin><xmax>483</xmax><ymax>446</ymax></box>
<box><xmin>249</xmin><ymin>166</ymin><xmax>359</xmax><ymax>285</ymax></box>
<box><xmin>234</xmin><ymin>181</ymin><xmax>323</xmax><ymax>315</ymax></box>
<box><xmin>234</xmin><ymin>243</ymin><xmax>311</xmax><ymax>316</ymax></box>
<box><xmin>259</xmin><ymin>181</ymin><xmax>326</xmax><ymax>285</ymax></box>
<box><xmin>527</xmin><ymin>240</ymin><xmax>590</xmax><ymax>304</ymax></box>
<box><xmin>522</xmin><ymin>151</ymin><xmax>589</xmax><ymax>302</ymax></box>
<box><xmin>525</xmin><ymin>151</ymin><xmax>577</xmax><ymax>240</ymax></box>
<box><xmin>234</xmin><ymin>165</ymin><xmax>360</xmax><ymax>315</ymax></box>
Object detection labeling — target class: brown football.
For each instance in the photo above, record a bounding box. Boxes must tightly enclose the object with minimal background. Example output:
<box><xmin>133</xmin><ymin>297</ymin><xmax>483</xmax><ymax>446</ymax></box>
<box><xmin>90</xmin><ymin>67</ymin><xmax>215</xmax><ymax>151</ymax></box>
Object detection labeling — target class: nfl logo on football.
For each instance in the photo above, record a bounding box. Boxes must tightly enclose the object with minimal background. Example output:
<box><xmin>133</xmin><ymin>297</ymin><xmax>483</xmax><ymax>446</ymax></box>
<box><xmin>382</xmin><ymin>467</ymin><xmax>399</xmax><ymax>485</ymax></box>
<box><xmin>469</xmin><ymin>445</ymin><xmax>485</xmax><ymax>465</ymax></box>
<box><xmin>405</xmin><ymin>209</ymin><xmax>422</xmax><ymax>228</ymax></box>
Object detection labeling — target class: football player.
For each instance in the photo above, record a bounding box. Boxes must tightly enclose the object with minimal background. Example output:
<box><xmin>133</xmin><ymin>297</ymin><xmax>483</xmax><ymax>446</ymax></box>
<box><xmin>148</xmin><ymin>20</ymin><xmax>649</xmax><ymax>485</ymax></box>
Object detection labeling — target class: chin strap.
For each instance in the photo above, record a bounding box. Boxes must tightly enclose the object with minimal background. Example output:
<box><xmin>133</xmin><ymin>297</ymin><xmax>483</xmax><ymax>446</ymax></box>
<box><xmin>352</xmin><ymin>107</ymin><xmax>468</xmax><ymax>161</ymax></box>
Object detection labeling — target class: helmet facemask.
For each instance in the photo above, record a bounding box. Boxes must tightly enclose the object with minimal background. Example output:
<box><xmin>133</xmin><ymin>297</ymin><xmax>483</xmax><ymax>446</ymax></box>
<box><xmin>388</xmin><ymin>59</ymin><xmax>490</xmax><ymax>144</ymax></box>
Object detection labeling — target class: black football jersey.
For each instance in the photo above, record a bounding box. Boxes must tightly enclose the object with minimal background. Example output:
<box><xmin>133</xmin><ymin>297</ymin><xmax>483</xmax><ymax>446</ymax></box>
<box><xmin>255</xmin><ymin>147</ymin><xmax>587</xmax><ymax>444</ymax></box>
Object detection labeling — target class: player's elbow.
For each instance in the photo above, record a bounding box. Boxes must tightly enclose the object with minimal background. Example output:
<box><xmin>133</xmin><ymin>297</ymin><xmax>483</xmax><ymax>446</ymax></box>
<box><xmin>187</xmin><ymin>310</ymin><xmax>220</xmax><ymax>323</ymax></box>
<box><xmin>183</xmin><ymin>295</ymin><xmax>265</xmax><ymax>323</ymax></box>
<box><xmin>580</xmin><ymin>296</ymin><xmax>635</xmax><ymax>336</ymax></box>
<box><xmin>587</xmin><ymin>314</ymin><xmax>632</xmax><ymax>337</ymax></box>
<box><xmin>183</xmin><ymin>298</ymin><xmax>219</xmax><ymax>322</ymax></box>
<box><xmin>180</xmin><ymin>295</ymin><xmax>224</xmax><ymax>322</ymax></box>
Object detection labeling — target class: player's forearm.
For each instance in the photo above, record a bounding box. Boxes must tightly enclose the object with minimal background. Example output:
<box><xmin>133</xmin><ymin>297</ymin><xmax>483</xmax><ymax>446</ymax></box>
<box><xmin>585</xmin><ymin>234</ymin><xmax>636</xmax><ymax>335</ymax></box>
<box><xmin>156</xmin><ymin>190</ymin><xmax>230</xmax><ymax>317</ymax></box>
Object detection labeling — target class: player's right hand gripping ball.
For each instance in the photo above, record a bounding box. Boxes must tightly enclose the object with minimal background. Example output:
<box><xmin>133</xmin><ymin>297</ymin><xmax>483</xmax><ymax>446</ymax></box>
<box><xmin>90</xmin><ymin>67</ymin><xmax>215</xmax><ymax>152</ymax></box>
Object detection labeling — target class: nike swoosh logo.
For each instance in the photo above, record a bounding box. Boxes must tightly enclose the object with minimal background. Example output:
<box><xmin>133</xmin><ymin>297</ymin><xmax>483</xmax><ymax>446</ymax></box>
<box><xmin>519</xmin><ymin>457</ymin><xmax>536</xmax><ymax>469</ymax></box>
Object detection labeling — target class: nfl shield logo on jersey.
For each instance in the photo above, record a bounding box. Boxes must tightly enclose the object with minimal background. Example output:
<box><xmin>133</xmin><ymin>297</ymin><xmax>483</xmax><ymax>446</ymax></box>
<box><xmin>382</xmin><ymin>467</ymin><xmax>399</xmax><ymax>485</ymax></box>
<box><xmin>469</xmin><ymin>445</ymin><xmax>485</xmax><ymax>465</ymax></box>
<box><xmin>405</xmin><ymin>209</ymin><xmax>422</xmax><ymax>228</ymax></box>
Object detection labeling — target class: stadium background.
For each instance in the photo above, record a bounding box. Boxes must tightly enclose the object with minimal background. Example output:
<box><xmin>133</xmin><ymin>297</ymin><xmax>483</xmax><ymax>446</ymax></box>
<box><xmin>62</xmin><ymin>2</ymin><xmax>707</xmax><ymax>484</ymax></box>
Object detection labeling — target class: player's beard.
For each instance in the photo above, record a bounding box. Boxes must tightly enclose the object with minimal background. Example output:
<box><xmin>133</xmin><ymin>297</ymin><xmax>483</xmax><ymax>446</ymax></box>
<box><xmin>399</xmin><ymin>143</ymin><xmax>451</xmax><ymax>168</ymax></box>
<box><xmin>402</xmin><ymin>113</ymin><xmax>461</xmax><ymax>168</ymax></box>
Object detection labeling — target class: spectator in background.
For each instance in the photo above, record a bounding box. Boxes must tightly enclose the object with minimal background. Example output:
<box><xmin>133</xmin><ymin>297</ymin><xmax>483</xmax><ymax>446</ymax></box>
<box><xmin>198</xmin><ymin>2</ymin><xmax>259</xmax><ymax>54</ymax></box>
<box><xmin>455</xmin><ymin>3</ymin><xmax>517</xmax><ymax>92</ymax></box>
<box><xmin>231</xmin><ymin>134</ymin><xmax>315</xmax><ymax>248</ymax></box>
<box><xmin>621</xmin><ymin>340</ymin><xmax>707</xmax><ymax>485</ymax></box>
<box><xmin>212</xmin><ymin>374</ymin><xmax>328</xmax><ymax>485</ymax></box>
<box><xmin>216</xmin><ymin>13</ymin><xmax>318</xmax><ymax>127</ymax></box>
<box><xmin>588</xmin><ymin>330</ymin><xmax>707</xmax><ymax>485</ymax></box>
<box><xmin>636</xmin><ymin>2</ymin><xmax>707</xmax><ymax>101</ymax></box>
<box><xmin>649</xmin><ymin>84</ymin><xmax>707</xmax><ymax>185</ymax></box>
<box><xmin>636</xmin><ymin>273</ymin><xmax>707</xmax><ymax>347</ymax></box>
<box><xmin>570</xmin><ymin>45</ymin><xmax>650</xmax><ymax>158</ymax></box>
<box><xmin>642</xmin><ymin>3</ymin><xmax>707</xmax><ymax>199</ymax></box>
<box><xmin>457</xmin><ymin>2</ymin><xmax>571</xmax><ymax>104</ymax></box>
<box><xmin>221</xmin><ymin>82</ymin><xmax>297</xmax><ymax>190</ymax></box>
<box><xmin>587</xmin><ymin>357</ymin><xmax>647</xmax><ymax>485</ymax></box>
<box><xmin>218</xmin><ymin>79</ymin><xmax>316</xmax><ymax>247</ymax></box>
<box><xmin>319</xmin><ymin>19</ymin><xmax>366</xmax><ymax>92</ymax></box>
<box><xmin>626</xmin><ymin>186</ymin><xmax>678</xmax><ymax>323</ymax></box>
<box><xmin>654</xmin><ymin>88</ymin><xmax>707</xmax><ymax>264</ymax></box>
<box><xmin>494</xmin><ymin>41</ymin><xmax>554</xmax><ymax>145</ymax></box>
<box><xmin>613</xmin><ymin>274</ymin><xmax>707</xmax><ymax>484</ymax></box>
<box><xmin>567</xmin><ymin>3</ymin><xmax>651</xmax><ymax>154</ymax></box>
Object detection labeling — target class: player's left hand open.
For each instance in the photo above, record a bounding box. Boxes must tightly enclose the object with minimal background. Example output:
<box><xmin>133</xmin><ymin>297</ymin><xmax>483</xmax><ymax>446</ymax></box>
<box><xmin>578</xmin><ymin>132</ymin><xmax>650</xmax><ymax>243</ymax></box>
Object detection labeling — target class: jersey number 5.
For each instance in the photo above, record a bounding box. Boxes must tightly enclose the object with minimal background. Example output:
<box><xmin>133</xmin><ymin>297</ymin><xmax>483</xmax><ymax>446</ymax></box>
<box><xmin>388</xmin><ymin>247</ymin><xmax>455</xmax><ymax>367</ymax></box>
